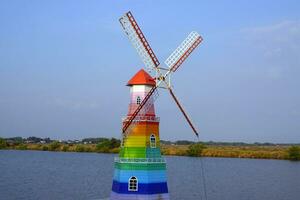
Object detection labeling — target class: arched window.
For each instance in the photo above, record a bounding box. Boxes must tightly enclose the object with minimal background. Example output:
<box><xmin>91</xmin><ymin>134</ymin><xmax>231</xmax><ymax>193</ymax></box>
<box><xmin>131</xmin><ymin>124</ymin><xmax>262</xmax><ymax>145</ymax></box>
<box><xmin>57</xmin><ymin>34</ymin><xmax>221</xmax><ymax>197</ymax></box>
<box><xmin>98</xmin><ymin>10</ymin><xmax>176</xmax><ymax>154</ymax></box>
<box><xmin>150</xmin><ymin>134</ymin><xmax>156</xmax><ymax>148</ymax></box>
<box><xmin>128</xmin><ymin>176</ymin><xmax>138</xmax><ymax>191</ymax></box>
<box><xmin>136</xmin><ymin>96</ymin><xmax>141</xmax><ymax>105</ymax></box>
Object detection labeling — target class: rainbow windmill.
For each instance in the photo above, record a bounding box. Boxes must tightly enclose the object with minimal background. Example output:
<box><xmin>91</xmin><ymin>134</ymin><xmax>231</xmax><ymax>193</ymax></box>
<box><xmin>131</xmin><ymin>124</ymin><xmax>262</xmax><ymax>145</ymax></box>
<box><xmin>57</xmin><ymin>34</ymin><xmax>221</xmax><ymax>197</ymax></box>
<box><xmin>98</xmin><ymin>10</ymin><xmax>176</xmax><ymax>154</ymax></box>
<box><xmin>110</xmin><ymin>11</ymin><xmax>203</xmax><ymax>200</ymax></box>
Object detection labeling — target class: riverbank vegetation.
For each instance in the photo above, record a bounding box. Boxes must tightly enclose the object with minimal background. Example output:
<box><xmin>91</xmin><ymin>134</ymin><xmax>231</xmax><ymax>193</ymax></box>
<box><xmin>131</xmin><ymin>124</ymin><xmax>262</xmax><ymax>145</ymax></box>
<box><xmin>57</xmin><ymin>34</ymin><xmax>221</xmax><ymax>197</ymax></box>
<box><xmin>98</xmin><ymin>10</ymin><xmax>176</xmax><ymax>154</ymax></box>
<box><xmin>1</xmin><ymin>137</ymin><xmax>299</xmax><ymax>161</ymax></box>
<box><xmin>288</xmin><ymin>146</ymin><xmax>300</xmax><ymax>161</ymax></box>
<box><xmin>161</xmin><ymin>144</ymin><xmax>291</xmax><ymax>160</ymax></box>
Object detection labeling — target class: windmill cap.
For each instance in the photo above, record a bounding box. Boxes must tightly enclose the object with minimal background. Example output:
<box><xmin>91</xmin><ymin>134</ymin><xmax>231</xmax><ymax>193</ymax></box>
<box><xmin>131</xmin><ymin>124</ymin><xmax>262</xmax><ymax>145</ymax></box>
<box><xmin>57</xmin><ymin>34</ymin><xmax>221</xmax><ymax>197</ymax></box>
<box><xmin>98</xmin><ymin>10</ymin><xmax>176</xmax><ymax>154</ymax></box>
<box><xmin>127</xmin><ymin>69</ymin><xmax>156</xmax><ymax>86</ymax></box>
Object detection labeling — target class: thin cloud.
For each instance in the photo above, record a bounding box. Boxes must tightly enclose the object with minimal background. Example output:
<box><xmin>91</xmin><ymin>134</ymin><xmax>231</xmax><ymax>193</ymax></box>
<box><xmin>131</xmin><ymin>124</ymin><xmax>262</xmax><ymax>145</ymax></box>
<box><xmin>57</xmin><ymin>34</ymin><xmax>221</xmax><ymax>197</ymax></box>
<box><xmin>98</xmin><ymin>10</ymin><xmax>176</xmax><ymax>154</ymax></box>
<box><xmin>241</xmin><ymin>20</ymin><xmax>300</xmax><ymax>52</ymax></box>
<box><xmin>243</xmin><ymin>20</ymin><xmax>300</xmax><ymax>34</ymax></box>
<box><xmin>241</xmin><ymin>20</ymin><xmax>300</xmax><ymax>79</ymax></box>
<box><xmin>52</xmin><ymin>97</ymin><xmax>100</xmax><ymax>110</ymax></box>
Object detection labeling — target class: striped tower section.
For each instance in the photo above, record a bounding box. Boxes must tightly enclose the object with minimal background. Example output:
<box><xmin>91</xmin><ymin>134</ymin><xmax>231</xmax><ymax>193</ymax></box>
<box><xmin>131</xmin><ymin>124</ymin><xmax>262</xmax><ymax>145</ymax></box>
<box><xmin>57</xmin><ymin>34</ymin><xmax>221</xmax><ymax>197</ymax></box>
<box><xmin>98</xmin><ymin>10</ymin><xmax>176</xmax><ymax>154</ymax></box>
<box><xmin>110</xmin><ymin>69</ymin><xmax>170</xmax><ymax>200</ymax></box>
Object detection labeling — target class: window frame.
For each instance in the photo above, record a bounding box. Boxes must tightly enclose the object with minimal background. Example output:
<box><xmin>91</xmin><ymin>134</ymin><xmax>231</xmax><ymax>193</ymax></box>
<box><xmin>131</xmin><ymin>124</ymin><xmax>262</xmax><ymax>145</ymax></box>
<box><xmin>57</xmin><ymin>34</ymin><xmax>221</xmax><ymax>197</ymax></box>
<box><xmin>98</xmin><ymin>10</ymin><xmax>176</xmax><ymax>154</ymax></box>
<box><xmin>150</xmin><ymin>134</ymin><xmax>156</xmax><ymax>148</ymax></box>
<box><xmin>136</xmin><ymin>96</ymin><xmax>141</xmax><ymax>105</ymax></box>
<box><xmin>128</xmin><ymin>176</ymin><xmax>138</xmax><ymax>192</ymax></box>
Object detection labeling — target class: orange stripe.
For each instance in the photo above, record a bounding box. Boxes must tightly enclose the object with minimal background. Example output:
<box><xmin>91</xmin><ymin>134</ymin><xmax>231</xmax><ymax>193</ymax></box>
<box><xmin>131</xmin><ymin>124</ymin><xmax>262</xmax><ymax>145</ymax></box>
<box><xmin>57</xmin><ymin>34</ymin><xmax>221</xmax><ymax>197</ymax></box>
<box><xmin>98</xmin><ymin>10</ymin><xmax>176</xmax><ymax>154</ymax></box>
<box><xmin>126</xmin><ymin>123</ymin><xmax>159</xmax><ymax>137</ymax></box>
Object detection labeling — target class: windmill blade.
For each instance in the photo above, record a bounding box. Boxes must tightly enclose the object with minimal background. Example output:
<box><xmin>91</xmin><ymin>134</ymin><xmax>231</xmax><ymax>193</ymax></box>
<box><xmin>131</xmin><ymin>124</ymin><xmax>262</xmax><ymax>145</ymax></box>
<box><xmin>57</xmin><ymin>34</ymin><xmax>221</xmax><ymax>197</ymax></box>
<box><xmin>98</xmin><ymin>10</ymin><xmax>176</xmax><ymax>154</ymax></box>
<box><xmin>165</xmin><ymin>31</ymin><xmax>203</xmax><ymax>72</ymax></box>
<box><xmin>168</xmin><ymin>87</ymin><xmax>199</xmax><ymax>137</ymax></box>
<box><xmin>122</xmin><ymin>86</ymin><xmax>158</xmax><ymax>135</ymax></box>
<box><xmin>119</xmin><ymin>11</ymin><xmax>160</xmax><ymax>72</ymax></box>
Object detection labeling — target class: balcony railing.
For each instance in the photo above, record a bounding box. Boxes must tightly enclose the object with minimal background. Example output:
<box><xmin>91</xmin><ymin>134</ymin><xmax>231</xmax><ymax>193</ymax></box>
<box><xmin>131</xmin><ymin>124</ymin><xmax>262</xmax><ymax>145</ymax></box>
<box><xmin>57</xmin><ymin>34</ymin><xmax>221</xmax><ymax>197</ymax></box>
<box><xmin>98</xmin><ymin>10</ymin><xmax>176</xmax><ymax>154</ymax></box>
<box><xmin>122</xmin><ymin>115</ymin><xmax>160</xmax><ymax>122</ymax></box>
<box><xmin>114</xmin><ymin>157</ymin><xmax>165</xmax><ymax>163</ymax></box>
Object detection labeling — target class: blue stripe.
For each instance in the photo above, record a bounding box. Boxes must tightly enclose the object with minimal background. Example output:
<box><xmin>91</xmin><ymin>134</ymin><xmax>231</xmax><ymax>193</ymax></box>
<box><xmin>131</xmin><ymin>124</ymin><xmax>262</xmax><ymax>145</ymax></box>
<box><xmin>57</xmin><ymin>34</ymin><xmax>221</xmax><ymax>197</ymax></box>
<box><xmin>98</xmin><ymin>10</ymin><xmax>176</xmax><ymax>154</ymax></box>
<box><xmin>113</xmin><ymin>169</ymin><xmax>167</xmax><ymax>183</ymax></box>
<box><xmin>146</xmin><ymin>148</ymin><xmax>162</xmax><ymax>157</ymax></box>
<box><xmin>112</xmin><ymin>180</ymin><xmax>168</xmax><ymax>194</ymax></box>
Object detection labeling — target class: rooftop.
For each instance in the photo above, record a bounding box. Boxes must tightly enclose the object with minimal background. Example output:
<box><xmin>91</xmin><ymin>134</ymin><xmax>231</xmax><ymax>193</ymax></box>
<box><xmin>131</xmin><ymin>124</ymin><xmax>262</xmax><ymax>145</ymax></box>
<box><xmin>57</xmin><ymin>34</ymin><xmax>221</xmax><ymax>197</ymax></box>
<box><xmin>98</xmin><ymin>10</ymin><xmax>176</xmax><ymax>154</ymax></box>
<box><xmin>127</xmin><ymin>69</ymin><xmax>156</xmax><ymax>86</ymax></box>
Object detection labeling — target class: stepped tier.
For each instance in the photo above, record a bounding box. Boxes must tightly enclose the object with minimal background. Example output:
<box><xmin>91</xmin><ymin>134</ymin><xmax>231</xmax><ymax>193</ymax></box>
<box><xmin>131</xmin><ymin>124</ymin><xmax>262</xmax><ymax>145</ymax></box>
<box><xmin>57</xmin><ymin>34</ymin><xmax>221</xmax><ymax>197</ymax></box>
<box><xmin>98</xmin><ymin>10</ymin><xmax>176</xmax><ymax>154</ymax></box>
<box><xmin>110</xmin><ymin>72</ymin><xmax>169</xmax><ymax>200</ymax></box>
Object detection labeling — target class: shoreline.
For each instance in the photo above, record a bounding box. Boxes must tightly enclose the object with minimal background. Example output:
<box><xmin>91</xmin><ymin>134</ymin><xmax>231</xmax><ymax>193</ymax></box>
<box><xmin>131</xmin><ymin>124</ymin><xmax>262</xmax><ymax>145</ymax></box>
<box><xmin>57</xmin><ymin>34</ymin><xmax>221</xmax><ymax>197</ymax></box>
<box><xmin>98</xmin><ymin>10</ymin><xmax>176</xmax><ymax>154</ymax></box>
<box><xmin>1</xmin><ymin>143</ymin><xmax>293</xmax><ymax>160</ymax></box>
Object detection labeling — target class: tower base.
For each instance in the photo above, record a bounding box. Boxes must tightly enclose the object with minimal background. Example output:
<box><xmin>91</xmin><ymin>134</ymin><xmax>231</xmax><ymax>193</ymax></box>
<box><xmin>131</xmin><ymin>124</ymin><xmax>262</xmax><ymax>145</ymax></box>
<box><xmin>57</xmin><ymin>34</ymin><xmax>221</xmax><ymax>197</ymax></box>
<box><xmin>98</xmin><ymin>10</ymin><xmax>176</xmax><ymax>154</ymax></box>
<box><xmin>110</xmin><ymin>192</ymin><xmax>170</xmax><ymax>200</ymax></box>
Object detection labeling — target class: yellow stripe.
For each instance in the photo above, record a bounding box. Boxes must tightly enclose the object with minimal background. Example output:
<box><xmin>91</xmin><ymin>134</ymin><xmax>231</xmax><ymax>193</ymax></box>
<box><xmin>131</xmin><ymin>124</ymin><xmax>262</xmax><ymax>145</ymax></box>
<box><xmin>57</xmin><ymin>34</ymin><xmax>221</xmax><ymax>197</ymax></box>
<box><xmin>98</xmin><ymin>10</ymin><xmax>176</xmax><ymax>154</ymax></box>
<box><xmin>124</xmin><ymin>135</ymin><xmax>160</xmax><ymax>147</ymax></box>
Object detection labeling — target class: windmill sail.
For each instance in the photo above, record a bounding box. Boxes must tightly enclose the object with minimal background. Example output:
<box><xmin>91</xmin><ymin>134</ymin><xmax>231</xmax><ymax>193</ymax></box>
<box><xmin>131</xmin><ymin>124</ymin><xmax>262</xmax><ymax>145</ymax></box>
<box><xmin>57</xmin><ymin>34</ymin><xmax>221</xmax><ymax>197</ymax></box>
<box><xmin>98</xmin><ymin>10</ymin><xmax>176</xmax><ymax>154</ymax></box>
<box><xmin>112</xmin><ymin>11</ymin><xmax>204</xmax><ymax>200</ymax></box>
<box><xmin>119</xmin><ymin>11</ymin><xmax>160</xmax><ymax>72</ymax></box>
<box><xmin>119</xmin><ymin>11</ymin><xmax>202</xmax><ymax>138</ymax></box>
<box><xmin>168</xmin><ymin>88</ymin><xmax>199</xmax><ymax>137</ymax></box>
<box><xmin>165</xmin><ymin>31</ymin><xmax>203</xmax><ymax>72</ymax></box>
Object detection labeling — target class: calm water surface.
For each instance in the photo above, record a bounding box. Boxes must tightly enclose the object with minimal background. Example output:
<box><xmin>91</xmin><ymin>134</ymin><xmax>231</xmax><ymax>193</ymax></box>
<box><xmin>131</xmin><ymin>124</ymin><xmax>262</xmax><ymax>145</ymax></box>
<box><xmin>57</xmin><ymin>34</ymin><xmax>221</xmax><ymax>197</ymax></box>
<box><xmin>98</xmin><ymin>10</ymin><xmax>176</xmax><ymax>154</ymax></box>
<box><xmin>0</xmin><ymin>150</ymin><xmax>299</xmax><ymax>200</ymax></box>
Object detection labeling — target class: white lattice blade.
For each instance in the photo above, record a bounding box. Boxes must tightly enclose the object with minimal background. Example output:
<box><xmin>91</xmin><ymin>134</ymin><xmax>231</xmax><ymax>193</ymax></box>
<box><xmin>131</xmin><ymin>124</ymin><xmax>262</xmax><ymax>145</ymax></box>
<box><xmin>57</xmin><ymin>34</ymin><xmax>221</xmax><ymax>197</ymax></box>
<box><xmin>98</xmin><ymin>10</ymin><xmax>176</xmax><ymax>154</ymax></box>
<box><xmin>164</xmin><ymin>31</ymin><xmax>200</xmax><ymax>69</ymax></box>
<box><xmin>119</xmin><ymin>13</ymin><xmax>159</xmax><ymax>72</ymax></box>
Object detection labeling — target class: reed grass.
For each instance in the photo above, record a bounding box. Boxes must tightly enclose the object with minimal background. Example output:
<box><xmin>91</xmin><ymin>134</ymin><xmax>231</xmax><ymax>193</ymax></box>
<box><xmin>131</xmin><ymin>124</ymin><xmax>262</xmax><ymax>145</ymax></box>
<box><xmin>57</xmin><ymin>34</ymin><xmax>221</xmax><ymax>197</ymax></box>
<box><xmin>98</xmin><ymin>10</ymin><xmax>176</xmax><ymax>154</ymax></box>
<box><xmin>4</xmin><ymin>143</ymin><xmax>291</xmax><ymax>160</ymax></box>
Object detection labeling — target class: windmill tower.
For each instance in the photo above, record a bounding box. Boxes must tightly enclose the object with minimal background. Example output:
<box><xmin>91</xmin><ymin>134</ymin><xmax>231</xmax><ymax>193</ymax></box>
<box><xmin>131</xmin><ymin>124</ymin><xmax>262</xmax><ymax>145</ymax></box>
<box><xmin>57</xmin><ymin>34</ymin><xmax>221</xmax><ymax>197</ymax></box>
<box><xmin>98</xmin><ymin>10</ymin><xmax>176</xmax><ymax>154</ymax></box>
<box><xmin>110</xmin><ymin>11</ymin><xmax>203</xmax><ymax>200</ymax></box>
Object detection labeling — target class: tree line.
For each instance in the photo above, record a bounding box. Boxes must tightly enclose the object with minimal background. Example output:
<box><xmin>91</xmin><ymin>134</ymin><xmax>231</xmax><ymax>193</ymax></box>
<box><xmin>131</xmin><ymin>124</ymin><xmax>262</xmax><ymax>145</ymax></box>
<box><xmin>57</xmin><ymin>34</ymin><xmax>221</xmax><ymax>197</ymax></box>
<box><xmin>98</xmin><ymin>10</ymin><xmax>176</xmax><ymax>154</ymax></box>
<box><xmin>1</xmin><ymin>137</ymin><xmax>300</xmax><ymax>160</ymax></box>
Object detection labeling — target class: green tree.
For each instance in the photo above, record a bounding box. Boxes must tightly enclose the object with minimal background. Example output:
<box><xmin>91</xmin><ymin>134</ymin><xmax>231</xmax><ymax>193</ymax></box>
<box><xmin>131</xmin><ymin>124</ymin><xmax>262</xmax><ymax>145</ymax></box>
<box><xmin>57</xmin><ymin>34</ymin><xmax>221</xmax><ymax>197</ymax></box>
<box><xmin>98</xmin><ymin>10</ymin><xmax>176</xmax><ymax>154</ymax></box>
<box><xmin>95</xmin><ymin>138</ymin><xmax>120</xmax><ymax>153</ymax></box>
<box><xmin>96</xmin><ymin>139</ymin><xmax>111</xmax><ymax>153</ymax></box>
<box><xmin>75</xmin><ymin>145</ymin><xmax>85</xmax><ymax>152</ymax></box>
<box><xmin>96</xmin><ymin>140</ymin><xmax>110</xmax><ymax>153</ymax></box>
<box><xmin>62</xmin><ymin>145</ymin><xmax>69</xmax><ymax>152</ymax></box>
<box><xmin>42</xmin><ymin>146</ymin><xmax>49</xmax><ymax>151</ymax></box>
<box><xmin>288</xmin><ymin>146</ymin><xmax>300</xmax><ymax>161</ymax></box>
<box><xmin>110</xmin><ymin>138</ymin><xmax>121</xmax><ymax>148</ymax></box>
<box><xmin>16</xmin><ymin>144</ymin><xmax>28</xmax><ymax>150</ymax></box>
<box><xmin>49</xmin><ymin>141</ymin><xmax>61</xmax><ymax>151</ymax></box>
<box><xmin>187</xmin><ymin>143</ymin><xmax>206</xmax><ymax>157</ymax></box>
<box><xmin>0</xmin><ymin>138</ymin><xmax>7</xmax><ymax>149</ymax></box>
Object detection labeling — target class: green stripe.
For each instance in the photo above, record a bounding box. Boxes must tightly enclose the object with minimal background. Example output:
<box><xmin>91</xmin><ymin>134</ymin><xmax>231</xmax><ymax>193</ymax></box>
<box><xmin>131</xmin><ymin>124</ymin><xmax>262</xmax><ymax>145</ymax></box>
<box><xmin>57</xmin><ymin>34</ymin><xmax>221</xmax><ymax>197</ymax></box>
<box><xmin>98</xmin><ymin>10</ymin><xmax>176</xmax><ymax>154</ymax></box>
<box><xmin>115</xmin><ymin>162</ymin><xmax>166</xmax><ymax>170</ymax></box>
<box><xmin>119</xmin><ymin>147</ymin><xmax>162</xmax><ymax>158</ymax></box>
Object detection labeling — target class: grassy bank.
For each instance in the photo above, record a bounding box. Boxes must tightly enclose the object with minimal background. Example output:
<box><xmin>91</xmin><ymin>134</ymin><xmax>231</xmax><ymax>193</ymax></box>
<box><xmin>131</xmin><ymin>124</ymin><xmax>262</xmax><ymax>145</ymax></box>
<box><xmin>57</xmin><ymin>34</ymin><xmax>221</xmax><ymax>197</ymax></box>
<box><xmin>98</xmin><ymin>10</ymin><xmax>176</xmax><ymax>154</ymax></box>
<box><xmin>6</xmin><ymin>143</ymin><xmax>120</xmax><ymax>154</ymax></box>
<box><xmin>2</xmin><ymin>137</ymin><xmax>299</xmax><ymax>160</ymax></box>
<box><xmin>161</xmin><ymin>144</ymin><xmax>290</xmax><ymax>160</ymax></box>
<box><xmin>2</xmin><ymin>142</ymin><xmax>298</xmax><ymax>160</ymax></box>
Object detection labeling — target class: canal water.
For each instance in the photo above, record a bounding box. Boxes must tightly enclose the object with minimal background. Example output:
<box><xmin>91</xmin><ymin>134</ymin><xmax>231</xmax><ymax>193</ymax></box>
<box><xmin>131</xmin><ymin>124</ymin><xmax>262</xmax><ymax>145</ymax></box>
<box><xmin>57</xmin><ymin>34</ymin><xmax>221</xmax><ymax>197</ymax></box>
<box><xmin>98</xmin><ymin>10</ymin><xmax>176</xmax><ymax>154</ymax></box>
<box><xmin>0</xmin><ymin>150</ymin><xmax>299</xmax><ymax>200</ymax></box>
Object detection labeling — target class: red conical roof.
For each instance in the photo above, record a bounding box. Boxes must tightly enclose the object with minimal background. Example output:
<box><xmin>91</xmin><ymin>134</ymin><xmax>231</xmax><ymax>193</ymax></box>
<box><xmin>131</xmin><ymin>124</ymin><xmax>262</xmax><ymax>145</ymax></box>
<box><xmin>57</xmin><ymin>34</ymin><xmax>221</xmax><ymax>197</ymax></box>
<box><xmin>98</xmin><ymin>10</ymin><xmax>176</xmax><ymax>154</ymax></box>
<box><xmin>127</xmin><ymin>69</ymin><xmax>156</xmax><ymax>86</ymax></box>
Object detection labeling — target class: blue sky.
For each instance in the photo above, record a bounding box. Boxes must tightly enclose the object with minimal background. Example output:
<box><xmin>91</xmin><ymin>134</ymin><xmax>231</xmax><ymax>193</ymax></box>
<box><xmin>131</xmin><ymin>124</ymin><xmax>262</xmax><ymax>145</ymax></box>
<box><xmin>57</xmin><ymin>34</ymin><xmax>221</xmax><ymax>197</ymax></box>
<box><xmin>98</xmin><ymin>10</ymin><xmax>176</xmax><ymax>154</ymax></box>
<box><xmin>0</xmin><ymin>0</ymin><xmax>299</xmax><ymax>142</ymax></box>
